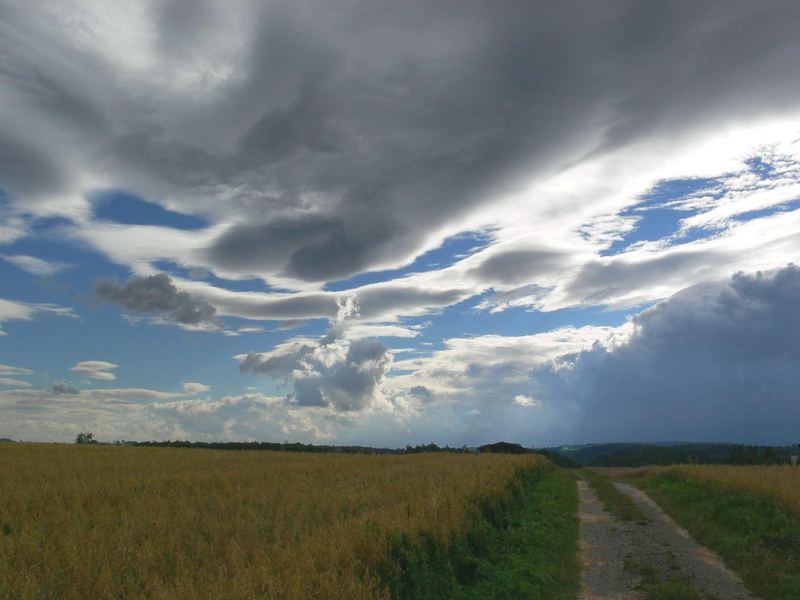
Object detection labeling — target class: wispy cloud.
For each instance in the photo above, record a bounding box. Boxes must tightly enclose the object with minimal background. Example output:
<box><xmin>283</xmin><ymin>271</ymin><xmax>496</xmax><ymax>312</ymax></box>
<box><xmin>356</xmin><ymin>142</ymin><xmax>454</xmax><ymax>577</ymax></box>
<box><xmin>71</xmin><ymin>360</ymin><xmax>118</xmax><ymax>381</ymax></box>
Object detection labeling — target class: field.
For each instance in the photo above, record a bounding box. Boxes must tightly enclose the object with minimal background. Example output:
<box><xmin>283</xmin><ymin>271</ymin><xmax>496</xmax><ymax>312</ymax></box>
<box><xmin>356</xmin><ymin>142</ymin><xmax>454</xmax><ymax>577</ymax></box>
<box><xmin>0</xmin><ymin>444</ymin><xmax>557</xmax><ymax>599</ymax></box>
<box><xmin>663</xmin><ymin>464</ymin><xmax>800</xmax><ymax>514</ymax></box>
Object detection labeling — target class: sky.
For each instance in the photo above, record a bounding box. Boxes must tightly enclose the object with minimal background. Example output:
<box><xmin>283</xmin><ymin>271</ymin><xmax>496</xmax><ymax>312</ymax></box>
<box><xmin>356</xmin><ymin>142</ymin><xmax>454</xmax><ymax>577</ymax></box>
<box><xmin>2</xmin><ymin>0</ymin><xmax>800</xmax><ymax>447</ymax></box>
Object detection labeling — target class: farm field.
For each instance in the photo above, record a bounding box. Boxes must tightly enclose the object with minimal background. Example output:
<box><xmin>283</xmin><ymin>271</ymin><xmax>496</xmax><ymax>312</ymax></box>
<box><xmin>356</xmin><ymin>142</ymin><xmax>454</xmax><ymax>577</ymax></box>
<box><xmin>0</xmin><ymin>444</ymin><xmax>572</xmax><ymax>599</ymax></box>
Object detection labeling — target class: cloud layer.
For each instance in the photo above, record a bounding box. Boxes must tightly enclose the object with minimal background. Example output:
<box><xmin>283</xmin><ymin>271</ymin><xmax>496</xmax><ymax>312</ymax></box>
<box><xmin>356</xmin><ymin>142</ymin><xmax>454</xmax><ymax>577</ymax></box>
<box><xmin>3</xmin><ymin>2</ymin><xmax>800</xmax><ymax>445</ymax></box>
<box><xmin>95</xmin><ymin>274</ymin><xmax>219</xmax><ymax>328</ymax></box>
<box><xmin>530</xmin><ymin>265</ymin><xmax>800</xmax><ymax>444</ymax></box>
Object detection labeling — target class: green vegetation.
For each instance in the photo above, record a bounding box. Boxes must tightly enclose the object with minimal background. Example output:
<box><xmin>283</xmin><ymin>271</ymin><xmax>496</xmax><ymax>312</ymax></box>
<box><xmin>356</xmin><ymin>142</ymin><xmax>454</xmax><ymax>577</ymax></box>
<box><xmin>581</xmin><ymin>470</ymin><xmax>648</xmax><ymax>524</ymax></box>
<box><xmin>553</xmin><ymin>442</ymin><xmax>797</xmax><ymax>467</ymax></box>
<box><xmin>624</xmin><ymin>560</ymin><xmax>718</xmax><ymax>600</ymax></box>
<box><xmin>644</xmin><ymin>578</ymin><xmax>717</xmax><ymax>600</ymax></box>
<box><xmin>385</xmin><ymin>467</ymin><xmax>580</xmax><ymax>599</ymax></box>
<box><xmin>636</xmin><ymin>472</ymin><xmax>800</xmax><ymax>600</ymax></box>
<box><xmin>624</xmin><ymin>559</ymin><xmax>660</xmax><ymax>586</ymax></box>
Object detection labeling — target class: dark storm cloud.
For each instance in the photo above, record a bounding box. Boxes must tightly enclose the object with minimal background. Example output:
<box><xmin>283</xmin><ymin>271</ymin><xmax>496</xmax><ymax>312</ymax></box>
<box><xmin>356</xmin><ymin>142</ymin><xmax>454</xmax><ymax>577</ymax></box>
<box><xmin>200</xmin><ymin>0</ymin><xmax>800</xmax><ymax>283</ymax></box>
<box><xmin>0</xmin><ymin>132</ymin><xmax>68</xmax><ymax>199</ymax></box>
<box><xmin>409</xmin><ymin>385</ymin><xmax>433</xmax><ymax>403</ymax></box>
<box><xmin>207</xmin><ymin>210</ymin><xmax>408</xmax><ymax>282</ymax></box>
<box><xmin>532</xmin><ymin>264</ymin><xmax>800</xmax><ymax>443</ymax></box>
<box><xmin>95</xmin><ymin>274</ymin><xmax>220</xmax><ymax>327</ymax></box>
<box><xmin>470</xmin><ymin>249</ymin><xmax>571</xmax><ymax>286</ymax></box>
<box><xmin>6</xmin><ymin>1</ymin><xmax>800</xmax><ymax>286</ymax></box>
<box><xmin>51</xmin><ymin>382</ymin><xmax>80</xmax><ymax>395</ymax></box>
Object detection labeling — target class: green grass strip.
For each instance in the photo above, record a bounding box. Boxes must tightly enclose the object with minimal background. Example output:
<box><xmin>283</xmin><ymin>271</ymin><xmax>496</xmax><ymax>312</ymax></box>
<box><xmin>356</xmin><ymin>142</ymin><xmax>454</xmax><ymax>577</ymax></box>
<box><xmin>383</xmin><ymin>467</ymin><xmax>580</xmax><ymax>599</ymax></box>
<box><xmin>581</xmin><ymin>470</ymin><xmax>648</xmax><ymax>524</ymax></box>
<box><xmin>624</xmin><ymin>560</ymin><xmax>719</xmax><ymax>600</ymax></box>
<box><xmin>636</xmin><ymin>472</ymin><xmax>800</xmax><ymax>600</ymax></box>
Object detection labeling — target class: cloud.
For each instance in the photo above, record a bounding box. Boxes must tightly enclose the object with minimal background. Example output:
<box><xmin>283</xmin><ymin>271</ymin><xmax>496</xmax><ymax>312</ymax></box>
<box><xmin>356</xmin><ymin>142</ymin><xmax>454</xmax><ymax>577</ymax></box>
<box><xmin>0</xmin><ymin>378</ymin><xmax>32</xmax><ymax>387</ymax></box>
<box><xmin>5</xmin><ymin>1</ymin><xmax>800</xmax><ymax>446</ymax></box>
<box><xmin>51</xmin><ymin>382</ymin><xmax>80</xmax><ymax>395</ymax></box>
<box><xmin>0</xmin><ymin>297</ymin><xmax>76</xmax><ymax>336</ymax></box>
<box><xmin>95</xmin><ymin>274</ymin><xmax>220</xmax><ymax>328</ymax></box>
<box><xmin>389</xmin><ymin>325</ymin><xmax>628</xmax><ymax>399</ymax></box>
<box><xmin>0</xmin><ymin>254</ymin><xmax>71</xmax><ymax>276</ymax></box>
<box><xmin>71</xmin><ymin>360</ymin><xmax>118</xmax><ymax>381</ymax></box>
<box><xmin>182</xmin><ymin>382</ymin><xmax>210</xmax><ymax>394</ymax></box>
<box><xmin>530</xmin><ymin>264</ymin><xmax>800</xmax><ymax>444</ymax></box>
<box><xmin>3</xmin><ymin>1</ymin><xmax>800</xmax><ymax>291</ymax></box>
<box><xmin>469</xmin><ymin>248</ymin><xmax>573</xmax><ymax>287</ymax></box>
<box><xmin>408</xmin><ymin>385</ymin><xmax>433</xmax><ymax>403</ymax></box>
<box><xmin>0</xmin><ymin>364</ymin><xmax>33</xmax><ymax>376</ymax></box>
<box><xmin>513</xmin><ymin>394</ymin><xmax>539</xmax><ymax>407</ymax></box>
<box><xmin>239</xmin><ymin>298</ymin><xmax>393</xmax><ymax>411</ymax></box>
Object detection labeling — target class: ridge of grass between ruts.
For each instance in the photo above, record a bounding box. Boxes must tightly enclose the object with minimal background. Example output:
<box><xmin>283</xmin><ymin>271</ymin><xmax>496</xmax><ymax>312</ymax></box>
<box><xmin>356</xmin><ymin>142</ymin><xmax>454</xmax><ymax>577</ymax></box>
<box><xmin>381</xmin><ymin>465</ymin><xmax>580</xmax><ymax>599</ymax></box>
<box><xmin>624</xmin><ymin>559</ymin><xmax>719</xmax><ymax>600</ymax></box>
<box><xmin>580</xmin><ymin>469</ymin><xmax>649</xmax><ymax>524</ymax></box>
<box><xmin>634</xmin><ymin>471</ymin><xmax>800</xmax><ymax>600</ymax></box>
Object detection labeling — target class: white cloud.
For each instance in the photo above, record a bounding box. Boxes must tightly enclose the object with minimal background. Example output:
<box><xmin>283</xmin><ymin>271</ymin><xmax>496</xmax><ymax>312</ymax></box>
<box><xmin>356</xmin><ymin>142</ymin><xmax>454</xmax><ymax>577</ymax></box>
<box><xmin>389</xmin><ymin>325</ymin><xmax>630</xmax><ymax>398</ymax></box>
<box><xmin>0</xmin><ymin>254</ymin><xmax>71</xmax><ymax>276</ymax></box>
<box><xmin>182</xmin><ymin>382</ymin><xmax>210</xmax><ymax>394</ymax></box>
<box><xmin>238</xmin><ymin>298</ymin><xmax>394</xmax><ymax>412</ymax></box>
<box><xmin>0</xmin><ymin>298</ymin><xmax>76</xmax><ymax>335</ymax></box>
<box><xmin>71</xmin><ymin>360</ymin><xmax>118</xmax><ymax>381</ymax></box>
<box><xmin>513</xmin><ymin>394</ymin><xmax>539</xmax><ymax>407</ymax></box>
<box><xmin>0</xmin><ymin>364</ymin><xmax>33</xmax><ymax>376</ymax></box>
<box><xmin>0</xmin><ymin>378</ymin><xmax>32</xmax><ymax>387</ymax></box>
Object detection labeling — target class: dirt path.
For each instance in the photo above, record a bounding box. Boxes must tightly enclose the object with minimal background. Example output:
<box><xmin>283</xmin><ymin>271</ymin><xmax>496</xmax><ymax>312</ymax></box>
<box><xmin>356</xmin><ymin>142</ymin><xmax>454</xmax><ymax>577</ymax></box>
<box><xmin>578</xmin><ymin>479</ymin><xmax>759</xmax><ymax>600</ymax></box>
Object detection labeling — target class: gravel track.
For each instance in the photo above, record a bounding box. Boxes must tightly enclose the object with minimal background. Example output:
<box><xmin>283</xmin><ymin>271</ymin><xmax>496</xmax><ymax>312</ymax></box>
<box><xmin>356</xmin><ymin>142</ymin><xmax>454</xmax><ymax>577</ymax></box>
<box><xmin>578</xmin><ymin>479</ymin><xmax>759</xmax><ymax>600</ymax></box>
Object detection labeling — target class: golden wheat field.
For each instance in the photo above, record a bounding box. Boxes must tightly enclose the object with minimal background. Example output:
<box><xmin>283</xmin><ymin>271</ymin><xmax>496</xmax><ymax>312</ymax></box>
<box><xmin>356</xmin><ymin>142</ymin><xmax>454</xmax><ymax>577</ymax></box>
<box><xmin>666</xmin><ymin>464</ymin><xmax>800</xmax><ymax>515</ymax></box>
<box><xmin>0</xmin><ymin>444</ymin><xmax>547</xmax><ymax>599</ymax></box>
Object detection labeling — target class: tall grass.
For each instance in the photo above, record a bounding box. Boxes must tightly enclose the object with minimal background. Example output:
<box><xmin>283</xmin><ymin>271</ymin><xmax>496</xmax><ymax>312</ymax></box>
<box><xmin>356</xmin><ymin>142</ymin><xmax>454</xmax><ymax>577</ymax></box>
<box><xmin>0</xmin><ymin>443</ymin><xmax>547</xmax><ymax>599</ymax></box>
<box><xmin>668</xmin><ymin>465</ymin><xmax>800</xmax><ymax>515</ymax></box>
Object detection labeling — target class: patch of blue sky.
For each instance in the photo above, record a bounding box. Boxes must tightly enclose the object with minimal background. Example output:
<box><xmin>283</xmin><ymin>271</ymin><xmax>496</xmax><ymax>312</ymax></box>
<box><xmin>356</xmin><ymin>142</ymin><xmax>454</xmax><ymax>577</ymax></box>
<box><xmin>90</xmin><ymin>189</ymin><xmax>210</xmax><ymax>230</ymax></box>
<box><xmin>603</xmin><ymin>176</ymin><xmax>723</xmax><ymax>256</ymax></box>
<box><xmin>324</xmin><ymin>230</ymin><xmax>492</xmax><ymax>292</ymax></box>
<box><xmin>2</xmin><ymin>233</ymin><xmax>130</xmax><ymax>294</ymax></box>
<box><xmin>0</xmin><ymin>244</ymin><xmax>301</xmax><ymax>399</ymax></box>
<box><xmin>732</xmin><ymin>198</ymin><xmax>800</xmax><ymax>224</ymax></box>
<box><xmin>0</xmin><ymin>282</ymin><xmax>296</xmax><ymax>400</ymax></box>
<box><xmin>744</xmin><ymin>155</ymin><xmax>775</xmax><ymax>178</ymax></box>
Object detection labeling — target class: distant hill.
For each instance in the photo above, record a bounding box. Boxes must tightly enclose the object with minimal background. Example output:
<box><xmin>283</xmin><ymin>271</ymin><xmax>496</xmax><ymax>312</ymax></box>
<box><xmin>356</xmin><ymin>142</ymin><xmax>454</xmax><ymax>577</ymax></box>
<box><xmin>478</xmin><ymin>441</ymin><xmax>529</xmax><ymax>454</ymax></box>
<box><xmin>0</xmin><ymin>438</ymin><xmax>14</xmax><ymax>443</ymax></box>
<box><xmin>549</xmin><ymin>442</ymin><xmax>797</xmax><ymax>466</ymax></box>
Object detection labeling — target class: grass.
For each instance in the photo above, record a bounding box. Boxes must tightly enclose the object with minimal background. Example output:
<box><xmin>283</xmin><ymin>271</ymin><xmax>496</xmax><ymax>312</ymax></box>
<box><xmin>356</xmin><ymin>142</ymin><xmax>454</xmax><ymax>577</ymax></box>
<box><xmin>624</xmin><ymin>559</ymin><xmax>718</xmax><ymax>600</ymax></box>
<box><xmin>383</xmin><ymin>467</ymin><xmax>580</xmax><ymax>599</ymax></box>
<box><xmin>644</xmin><ymin>578</ymin><xmax>716</xmax><ymax>600</ymax></box>
<box><xmin>666</xmin><ymin>465</ymin><xmax>800</xmax><ymax>515</ymax></box>
<box><xmin>0</xmin><ymin>443</ymin><xmax>553</xmax><ymax>599</ymax></box>
<box><xmin>455</xmin><ymin>467</ymin><xmax>580</xmax><ymax>599</ymax></box>
<box><xmin>636</xmin><ymin>469</ymin><xmax>800</xmax><ymax>600</ymax></box>
<box><xmin>581</xmin><ymin>469</ymin><xmax>649</xmax><ymax>524</ymax></box>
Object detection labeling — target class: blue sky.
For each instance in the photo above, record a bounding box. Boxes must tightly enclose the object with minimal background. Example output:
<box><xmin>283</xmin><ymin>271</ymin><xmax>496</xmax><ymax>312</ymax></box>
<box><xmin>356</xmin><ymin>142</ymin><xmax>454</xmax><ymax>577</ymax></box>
<box><xmin>2</xmin><ymin>1</ymin><xmax>800</xmax><ymax>445</ymax></box>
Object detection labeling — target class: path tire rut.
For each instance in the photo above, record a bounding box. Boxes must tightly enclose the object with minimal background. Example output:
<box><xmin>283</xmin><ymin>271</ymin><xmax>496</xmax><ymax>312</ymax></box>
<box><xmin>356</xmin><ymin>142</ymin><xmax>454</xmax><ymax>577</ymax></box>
<box><xmin>578</xmin><ymin>479</ymin><xmax>758</xmax><ymax>600</ymax></box>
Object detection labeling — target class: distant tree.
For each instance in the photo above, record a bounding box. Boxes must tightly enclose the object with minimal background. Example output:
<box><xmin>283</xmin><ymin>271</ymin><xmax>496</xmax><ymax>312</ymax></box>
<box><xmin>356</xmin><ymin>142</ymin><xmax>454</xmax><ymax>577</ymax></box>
<box><xmin>75</xmin><ymin>432</ymin><xmax>97</xmax><ymax>444</ymax></box>
<box><xmin>478</xmin><ymin>441</ymin><xmax>528</xmax><ymax>454</ymax></box>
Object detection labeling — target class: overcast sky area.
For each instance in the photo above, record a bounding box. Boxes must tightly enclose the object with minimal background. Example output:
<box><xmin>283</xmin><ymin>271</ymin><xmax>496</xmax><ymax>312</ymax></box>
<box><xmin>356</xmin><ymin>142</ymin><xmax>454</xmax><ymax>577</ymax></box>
<box><xmin>2</xmin><ymin>0</ymin><xmax>800</xmax><ymax>446</ymax></box>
